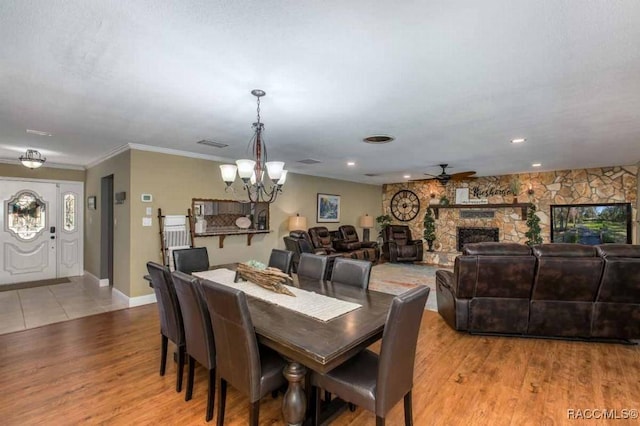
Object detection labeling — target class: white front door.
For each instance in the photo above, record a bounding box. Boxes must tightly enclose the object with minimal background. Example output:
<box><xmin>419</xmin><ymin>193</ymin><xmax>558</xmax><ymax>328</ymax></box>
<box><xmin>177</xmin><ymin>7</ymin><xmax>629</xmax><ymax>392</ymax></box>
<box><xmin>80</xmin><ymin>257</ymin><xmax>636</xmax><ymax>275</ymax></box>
<box><xmin>0</xmin><ymin>180</ymin><xmax>58</xmax><ymax>284</ymax></box>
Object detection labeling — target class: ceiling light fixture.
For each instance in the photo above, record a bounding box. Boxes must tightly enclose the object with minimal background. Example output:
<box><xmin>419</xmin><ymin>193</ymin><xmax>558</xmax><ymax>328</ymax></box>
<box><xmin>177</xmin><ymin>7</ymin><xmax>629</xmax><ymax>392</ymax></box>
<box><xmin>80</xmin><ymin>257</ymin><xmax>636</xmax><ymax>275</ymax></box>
<box><xmin>19</xmin><ymin>149</ymin><xmax>46</xmax><ymax>169</ymax></box>
<box><xmin>403</xmin><ymin>175</ymin><xmax>411</xmax><ymax>179</ymax></box>
<box><xmin>347</xmin><ymin>161</ymin><xmax>356</xmax><ymax>166</ymax></box>
<box><xmin>219</xmin><ymin>90</ymin><xmax>287</xmax><ymax>203</ymax></box>
<box><xmin>511</xmin><ymin>138</ymin><xmax>526</xmax><ymax>144</ymax></box>
<box><xmin>363</xmin><ymin>135</ymin><xmax>395</xmax><ymax>144</ymax></box>
<box><xmin>532</xmin><ymin>163</ymin><xmax>542</xmax><ymax>167</ymax></box>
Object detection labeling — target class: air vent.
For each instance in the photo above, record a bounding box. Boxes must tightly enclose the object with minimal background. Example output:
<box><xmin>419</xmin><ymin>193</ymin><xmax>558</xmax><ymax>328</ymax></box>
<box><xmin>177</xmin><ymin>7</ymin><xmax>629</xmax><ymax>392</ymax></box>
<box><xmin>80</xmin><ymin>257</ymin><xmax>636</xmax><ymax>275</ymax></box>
<box><xmin>363</xmin><ymin>135</ymin><xmax>394</xmax><ymax>144</ymax></box>
<box><xmin>364</xmin><ymin>173</ymin><xmax>379</xmax><ymax>177</ymax></box>
<box><xmin>197</xmin><ymin>139</ymin><xmax>228</xmax><ymax>148</ymax></box>
<box><xmin>298</xmin><ymin>159</ymin><xmax>322</xmax><ymax>165</ymax></box>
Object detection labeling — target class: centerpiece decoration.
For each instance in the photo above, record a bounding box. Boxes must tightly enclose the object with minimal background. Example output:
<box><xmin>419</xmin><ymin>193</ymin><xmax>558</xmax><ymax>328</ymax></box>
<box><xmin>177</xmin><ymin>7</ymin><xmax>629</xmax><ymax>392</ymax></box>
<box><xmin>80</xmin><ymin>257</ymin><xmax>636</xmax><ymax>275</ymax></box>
<box><xmin>234</xmin><ymin>260</ymin><xmax>296</xmax><ymax>296</ymax></box>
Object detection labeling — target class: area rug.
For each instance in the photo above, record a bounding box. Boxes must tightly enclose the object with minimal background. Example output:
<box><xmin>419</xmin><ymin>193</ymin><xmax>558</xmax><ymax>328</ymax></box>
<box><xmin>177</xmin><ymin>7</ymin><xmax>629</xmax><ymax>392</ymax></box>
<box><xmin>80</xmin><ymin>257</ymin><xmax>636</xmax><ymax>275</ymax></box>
<box><xmin>369</xmin><ymin>263</ymin><xmax>451</xmax><ymax>312</ymax></box>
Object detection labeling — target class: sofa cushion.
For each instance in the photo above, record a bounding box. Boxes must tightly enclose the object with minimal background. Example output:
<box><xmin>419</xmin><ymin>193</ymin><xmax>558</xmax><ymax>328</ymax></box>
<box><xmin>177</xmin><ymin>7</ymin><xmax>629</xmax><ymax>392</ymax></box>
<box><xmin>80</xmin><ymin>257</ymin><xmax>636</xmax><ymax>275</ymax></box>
<box><xmin>596</xmin><ymin>244</ymin><xmax>640</xmax><ymax>258</ymax></box>
<box><xmin>463</xmin><ymin>242</ymin><xmax>531</xmax><ymax>256</ymax></box>
<box><xmin>532</xmin><ymin>244</ymin><xmax>597</xmax><ymax>257</ymax></box>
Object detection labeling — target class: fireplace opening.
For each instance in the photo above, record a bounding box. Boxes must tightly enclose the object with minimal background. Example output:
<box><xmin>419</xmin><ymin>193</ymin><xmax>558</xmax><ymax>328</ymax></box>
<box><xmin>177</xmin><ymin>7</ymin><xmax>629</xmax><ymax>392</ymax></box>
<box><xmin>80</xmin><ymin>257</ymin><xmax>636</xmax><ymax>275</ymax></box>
<box><xmin>457</xmin><ymin>227</ymin><xmax>499</xmax><ymax>251</ymax></box>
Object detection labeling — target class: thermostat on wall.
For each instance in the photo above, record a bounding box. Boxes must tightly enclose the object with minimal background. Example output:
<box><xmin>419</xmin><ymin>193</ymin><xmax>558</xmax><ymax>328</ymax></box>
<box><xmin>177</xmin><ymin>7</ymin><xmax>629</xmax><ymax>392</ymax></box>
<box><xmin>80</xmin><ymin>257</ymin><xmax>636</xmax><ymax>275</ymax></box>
<box><xmin>141</xmin><ymin>194</ymin><xmax>153</xmax><ymax>202</ymax></box>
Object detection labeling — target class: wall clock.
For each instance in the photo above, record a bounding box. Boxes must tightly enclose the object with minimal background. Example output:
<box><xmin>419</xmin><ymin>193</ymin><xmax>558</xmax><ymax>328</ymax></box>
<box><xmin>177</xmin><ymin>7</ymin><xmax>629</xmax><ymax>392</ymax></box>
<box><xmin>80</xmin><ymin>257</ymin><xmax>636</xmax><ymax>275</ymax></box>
<box><xmin>390</xmin><ymin>190</ymin><xmax>420</xmax><ymax>221</ymax></box>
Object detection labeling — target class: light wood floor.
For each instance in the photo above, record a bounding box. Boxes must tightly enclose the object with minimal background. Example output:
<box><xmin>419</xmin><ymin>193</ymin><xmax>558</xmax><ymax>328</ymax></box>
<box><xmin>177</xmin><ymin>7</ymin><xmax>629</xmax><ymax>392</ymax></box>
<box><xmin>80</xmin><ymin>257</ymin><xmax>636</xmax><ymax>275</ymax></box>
<box><xmin>1</xmin><ymin>305</ymin><xmax>639</xmax><ymax>425</ymax></box>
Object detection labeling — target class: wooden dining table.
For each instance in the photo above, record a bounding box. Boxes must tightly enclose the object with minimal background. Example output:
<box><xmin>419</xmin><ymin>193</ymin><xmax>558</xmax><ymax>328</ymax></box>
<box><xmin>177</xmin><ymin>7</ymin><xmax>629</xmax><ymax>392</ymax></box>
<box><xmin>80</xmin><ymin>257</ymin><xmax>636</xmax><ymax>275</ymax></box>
<box><xmin>198</xmin><ymin>265</ymin><xmax>396</xmax><ymax>426</ymax></box>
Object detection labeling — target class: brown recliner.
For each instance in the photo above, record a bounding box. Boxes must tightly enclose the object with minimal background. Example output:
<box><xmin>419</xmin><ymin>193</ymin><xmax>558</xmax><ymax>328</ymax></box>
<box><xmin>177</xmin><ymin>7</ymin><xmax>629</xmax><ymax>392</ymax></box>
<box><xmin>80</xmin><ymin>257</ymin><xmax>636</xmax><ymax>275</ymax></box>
<box><xmin>311</xmin><ymin>286</ymin><xmax>430</xmax><ymax>425</ymax></box>
<box><xmin>592</xmin><ymin>244</ymin><xmax>640</xmax><ymax>339</ymax></box>
<box><xmin>382</xmin><ymin>225</ymin><xmax>423</xmax><ymax>262</ymax></box>
<box><xmin>308</xmin><ymin>226</ymin><xmax>338</xmax><ymax>254</ymax></box>
<box><xmin>284</xmin><ymin>230</ymin><xmax>341</xmax><ymax>279</ymax></box>
<box><xmin>528</xmin><ymin>244</ymin><xmax>603</xmax><ymax>337</ymax></box>
<box><xmin>436</xmin><ymin>242</ymin><xmax>536</xmax><ymax>333</ymax></box>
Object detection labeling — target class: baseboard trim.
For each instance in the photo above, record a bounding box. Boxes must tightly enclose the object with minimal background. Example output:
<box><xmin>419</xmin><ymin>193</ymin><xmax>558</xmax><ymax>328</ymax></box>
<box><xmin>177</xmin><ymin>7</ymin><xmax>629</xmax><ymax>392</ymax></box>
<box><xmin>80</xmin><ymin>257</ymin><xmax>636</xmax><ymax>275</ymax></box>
<box><xmin>84</xmin><ymin>271</ymin><xmax>109</xmax><ymax>287</ymax></box>
<box><xmin>111</xmin><ymin>287</ymin><xmax>156</xmax><ymax>307</ymax></box>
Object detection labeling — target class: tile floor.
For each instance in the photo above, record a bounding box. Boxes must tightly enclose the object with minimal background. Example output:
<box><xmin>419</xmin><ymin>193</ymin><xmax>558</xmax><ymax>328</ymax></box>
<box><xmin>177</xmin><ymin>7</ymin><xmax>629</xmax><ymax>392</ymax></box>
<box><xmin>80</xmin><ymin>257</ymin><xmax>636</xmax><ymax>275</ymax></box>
<box><xmin>0</xmin><ymin>276</ymin><xmax>129</xmax><ymax>335</ymax></box>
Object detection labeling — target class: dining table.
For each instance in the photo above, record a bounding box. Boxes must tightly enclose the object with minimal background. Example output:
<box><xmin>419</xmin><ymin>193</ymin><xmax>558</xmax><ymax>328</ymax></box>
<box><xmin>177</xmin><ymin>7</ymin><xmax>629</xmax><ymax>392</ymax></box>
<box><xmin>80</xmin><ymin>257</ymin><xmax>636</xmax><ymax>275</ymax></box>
<box><xmin>193</xmin><ymin>264</ymin><xmax>396</xmax><ymax>426</ymax></box>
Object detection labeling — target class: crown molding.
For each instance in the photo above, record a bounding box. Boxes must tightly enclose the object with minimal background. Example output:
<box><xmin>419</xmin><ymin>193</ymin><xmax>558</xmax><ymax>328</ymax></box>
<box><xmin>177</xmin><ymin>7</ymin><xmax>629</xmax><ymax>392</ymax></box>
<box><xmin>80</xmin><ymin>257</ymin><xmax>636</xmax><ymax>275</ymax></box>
<box><xmin>84</xmin><ymin>143</ymin><xmax>236</xmax><ymax>169</ymax></box>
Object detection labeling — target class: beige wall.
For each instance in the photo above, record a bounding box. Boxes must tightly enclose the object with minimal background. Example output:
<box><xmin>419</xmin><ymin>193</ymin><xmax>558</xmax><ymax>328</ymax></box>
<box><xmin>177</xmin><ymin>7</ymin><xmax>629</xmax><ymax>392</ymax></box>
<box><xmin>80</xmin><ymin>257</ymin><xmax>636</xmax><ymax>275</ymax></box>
<box><xmin>127</xmin><ymin>150</ymin><xmax>382</xmax><ymax>297</ymax></box>
<box><xmin>84</xmin><ymin>151</ymin><xmax>131</xmax><ymax>295</ymax></box>
<box><xmin>0</xmin><ymin>163</ymin><xmax>85</xmax><ymax>181</ymax></box>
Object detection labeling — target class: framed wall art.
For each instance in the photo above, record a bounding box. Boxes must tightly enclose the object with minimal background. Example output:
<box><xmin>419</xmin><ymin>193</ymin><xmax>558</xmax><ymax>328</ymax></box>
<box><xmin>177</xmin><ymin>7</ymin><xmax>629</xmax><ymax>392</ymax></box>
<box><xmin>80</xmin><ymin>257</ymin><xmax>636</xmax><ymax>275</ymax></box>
<box><xmin>317</xmin><ymin>193</ymin><xmax>340</xmax><ymax>222</ymax></box>
<box><xmin>87</xmin><ymin>196</ymin><xmax>97</xmax><ymax>210</ymax></box>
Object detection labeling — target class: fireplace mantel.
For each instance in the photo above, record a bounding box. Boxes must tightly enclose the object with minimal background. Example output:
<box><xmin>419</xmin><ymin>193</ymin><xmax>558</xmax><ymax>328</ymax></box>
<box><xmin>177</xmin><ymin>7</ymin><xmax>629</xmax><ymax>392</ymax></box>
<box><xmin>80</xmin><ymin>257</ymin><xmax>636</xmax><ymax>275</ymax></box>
<box><xmin>430</xmin><ymin>203</ymin><xmax>531</xmax><ymax>220</ymax></box>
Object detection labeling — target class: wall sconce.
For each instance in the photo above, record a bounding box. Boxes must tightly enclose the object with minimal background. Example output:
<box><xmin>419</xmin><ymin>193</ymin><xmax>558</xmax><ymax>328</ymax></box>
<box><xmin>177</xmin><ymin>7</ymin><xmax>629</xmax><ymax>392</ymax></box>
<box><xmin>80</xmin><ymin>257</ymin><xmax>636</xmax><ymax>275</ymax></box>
<box><xmin>527</xmin><ymin>184</ymin><xmax>534</xmax><ymax>195</ymax></box>
<box><xmin>358</xmin><ymin>214</ymin><xmax>375</xmax><ymax>241</ymax></box>
<box><xmin>288</xmin><ymin>213</ymin><xmax>307</xmax><ymax>231</ymax></box>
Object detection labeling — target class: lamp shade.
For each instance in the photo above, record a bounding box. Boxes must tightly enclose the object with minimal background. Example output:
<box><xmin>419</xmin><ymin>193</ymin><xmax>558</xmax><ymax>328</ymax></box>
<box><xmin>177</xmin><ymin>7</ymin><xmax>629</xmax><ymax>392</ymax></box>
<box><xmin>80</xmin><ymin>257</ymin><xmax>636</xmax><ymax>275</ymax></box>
<box><xmin>358</xmin><ymin>214</ymin><xmax>374</xmax><ymax>229</ymax></box>
<box><xmin>266</xmin><ymin>161</ymin><xmax>285</xmax><ymax>180</ymax></box>
<box><xmin>236</xmin><ymin>159</ymin><xmax>256</xmax><ymax>179</ymax></box>
<box><xmin>288</xmin><ymin>214</ymin><xmax>307</xmax><ymax>231</ymax></box>
<box><xmin>220</xmin><ymin>164</ymin><xmax>237</xmax><ymax>183</ymax></box>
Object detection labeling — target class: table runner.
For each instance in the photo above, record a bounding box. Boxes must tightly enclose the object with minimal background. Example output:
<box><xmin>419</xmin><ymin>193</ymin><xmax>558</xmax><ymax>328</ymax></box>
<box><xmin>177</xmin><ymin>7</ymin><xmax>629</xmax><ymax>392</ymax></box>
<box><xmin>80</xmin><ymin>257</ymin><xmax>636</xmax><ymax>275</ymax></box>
<box><xmin>193</xmin><ymin>269</ymin><xmax>361</xmax><ymax>322</ymax></box>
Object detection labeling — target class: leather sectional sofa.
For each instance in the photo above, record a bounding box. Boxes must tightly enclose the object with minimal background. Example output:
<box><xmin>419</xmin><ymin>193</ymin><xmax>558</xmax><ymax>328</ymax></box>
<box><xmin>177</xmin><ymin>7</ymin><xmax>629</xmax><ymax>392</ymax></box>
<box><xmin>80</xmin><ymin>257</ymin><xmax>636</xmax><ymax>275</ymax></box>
<box><xmin>436</xmin><ymin>242</ymin><xmax>640</xmax><ymax>341</ymax></box>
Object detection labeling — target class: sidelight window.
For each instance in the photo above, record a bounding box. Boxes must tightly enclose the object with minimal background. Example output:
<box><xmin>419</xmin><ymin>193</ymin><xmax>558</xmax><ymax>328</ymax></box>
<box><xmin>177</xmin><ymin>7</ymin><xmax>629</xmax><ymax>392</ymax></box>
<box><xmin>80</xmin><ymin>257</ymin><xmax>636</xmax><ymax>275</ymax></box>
<box><xmin>63</xmin><ymin>193</ymin><xmax>76</xmax><ymax>232</ymax></box>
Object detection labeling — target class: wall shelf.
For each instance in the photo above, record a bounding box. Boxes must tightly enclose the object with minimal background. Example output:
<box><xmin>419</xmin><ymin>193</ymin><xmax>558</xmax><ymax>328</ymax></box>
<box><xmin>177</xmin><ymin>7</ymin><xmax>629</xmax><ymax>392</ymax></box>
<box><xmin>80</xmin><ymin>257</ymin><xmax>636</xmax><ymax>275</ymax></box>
<box><xmin>194</xmin><ymin>229</ymin><xmax>271</xmax><ymax>248</ymax></box>
<box><xmin>429</xmin><ymin>203</ymin><xmax>531</xmax><ymax>220</ymax></box>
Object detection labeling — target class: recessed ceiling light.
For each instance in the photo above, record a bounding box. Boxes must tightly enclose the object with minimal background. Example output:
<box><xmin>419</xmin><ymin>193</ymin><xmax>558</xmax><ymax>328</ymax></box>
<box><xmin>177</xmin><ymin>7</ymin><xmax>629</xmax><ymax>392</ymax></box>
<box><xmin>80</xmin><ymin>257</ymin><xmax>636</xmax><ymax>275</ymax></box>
<box><xmin>363</xmin><ymin>135</ymin><xmax>395</xmax><ymax>144</ymax></box>
<box><xmin>403</xmin><ymin>175</ymin><xmax>411</xmax><ymax>179</ymax></box>
<box><xmin>347</xmin><ymin>161</ymin><xmax>356</xmax><ymax>166</ymax></box>
<box><xmin>532</xmin><ymin>163</ymin><xmax>542</xmax><ymax>167</ymax></box>
<box><xmin>26</xmin><ymin>129</ymin><xmax>53</xmax><ymax>137</ymax></box>
<box><xmin>510</xmin><ymin>138</ymin><xmax>526</xmax><ymax>144</ymax></box>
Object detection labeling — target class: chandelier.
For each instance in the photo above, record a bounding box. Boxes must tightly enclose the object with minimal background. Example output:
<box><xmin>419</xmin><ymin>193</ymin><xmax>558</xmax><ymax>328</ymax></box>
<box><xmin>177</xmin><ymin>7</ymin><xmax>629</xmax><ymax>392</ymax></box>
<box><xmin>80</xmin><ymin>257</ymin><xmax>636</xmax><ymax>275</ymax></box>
<box><xmin>220</xmin><ymin>89</ymin><xmax>287</xmax><ymax>203</ymax></box>
<box><xmin>19</xmin><ymin>149</ymin><xmax>46</xmax><ymax>169</ymax></box>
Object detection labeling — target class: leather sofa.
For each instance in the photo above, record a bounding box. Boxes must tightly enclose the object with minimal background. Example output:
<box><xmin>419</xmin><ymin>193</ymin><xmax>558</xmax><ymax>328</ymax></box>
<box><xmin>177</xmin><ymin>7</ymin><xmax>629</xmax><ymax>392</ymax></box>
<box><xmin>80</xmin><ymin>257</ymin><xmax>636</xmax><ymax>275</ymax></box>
<box><xmin>308</xmin><ymin>226</ymin><xmax>379</xmax><ymax>263</ymax></box>
<box><xmin>436</xmin><ymin>242</ymin><xmax>640</xmax><ymax>341</ymax></box>
<box><xmin>283</xmin><ymin>230</ymin><xmax>343</xmax><ymax>279</ymax></box>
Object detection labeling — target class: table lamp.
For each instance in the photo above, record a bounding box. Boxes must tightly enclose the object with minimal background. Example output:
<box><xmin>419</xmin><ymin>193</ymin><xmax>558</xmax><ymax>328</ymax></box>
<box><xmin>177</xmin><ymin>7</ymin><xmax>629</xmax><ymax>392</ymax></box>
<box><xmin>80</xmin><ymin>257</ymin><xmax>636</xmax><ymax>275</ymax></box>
<box><xmin>288</xmin><ymin>213</ymin><xmax>307</xmax><ymax>231</ymax></box>
<box><xmin>358</xmin><ymin>214</ymin><xmax>375</xmax><ymax>241</ymax></box>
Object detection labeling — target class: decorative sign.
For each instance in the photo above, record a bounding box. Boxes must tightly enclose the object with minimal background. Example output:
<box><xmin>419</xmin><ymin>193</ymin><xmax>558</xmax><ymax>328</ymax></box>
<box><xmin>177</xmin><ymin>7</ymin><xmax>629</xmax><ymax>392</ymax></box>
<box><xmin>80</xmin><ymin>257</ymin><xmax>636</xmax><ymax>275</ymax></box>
<box><xmin>460</xmin><ymin>199</ymin><xmax>489</xmax><ymax>205</ymax></box>
<box><xmin>470</xmin><ymin>186</ymin><xmax>512</xmax><ymax>198</ymax></box>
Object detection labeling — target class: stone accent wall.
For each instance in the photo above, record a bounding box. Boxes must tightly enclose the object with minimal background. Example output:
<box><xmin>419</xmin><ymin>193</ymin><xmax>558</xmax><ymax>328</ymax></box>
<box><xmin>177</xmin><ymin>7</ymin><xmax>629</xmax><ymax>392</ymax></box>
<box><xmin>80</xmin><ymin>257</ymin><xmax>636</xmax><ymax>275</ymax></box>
<box><xmin>382</xmin><ymin>165</ymin><xmax>638</xmax><ymax>265</ymax></box>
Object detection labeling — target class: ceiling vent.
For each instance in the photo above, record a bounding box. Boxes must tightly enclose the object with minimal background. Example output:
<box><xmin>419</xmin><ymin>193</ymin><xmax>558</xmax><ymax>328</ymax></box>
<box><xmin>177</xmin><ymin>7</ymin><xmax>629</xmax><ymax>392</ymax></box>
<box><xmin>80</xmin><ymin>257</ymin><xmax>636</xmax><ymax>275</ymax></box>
<box><xmin>297</xmin><ymin>159</ymin><xmax>322</xmax><ymax>165</ymax></box>
<box><xmin>363</xmin><ymin>135</ymin><xmax>394</xmax><ymax>144</ymax></box>
<box><xmin>364</xmin><ymin>173</ymin><xmax>380</xmax><ymax>177</ymax></box>
<box><xmin>197</xmin><ymin>139</ymin><xmax>228</xmax><ymax>148</ymax></box>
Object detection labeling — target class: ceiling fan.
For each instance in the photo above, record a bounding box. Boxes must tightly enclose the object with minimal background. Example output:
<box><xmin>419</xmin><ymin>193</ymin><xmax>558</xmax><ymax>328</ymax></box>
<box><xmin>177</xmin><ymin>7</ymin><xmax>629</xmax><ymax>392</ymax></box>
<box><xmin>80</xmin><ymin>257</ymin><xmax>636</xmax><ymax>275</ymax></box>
<box><xmin>412</xmin><ymin>164</ymin><xmax>477</xmax><ymax>185</ymax></box>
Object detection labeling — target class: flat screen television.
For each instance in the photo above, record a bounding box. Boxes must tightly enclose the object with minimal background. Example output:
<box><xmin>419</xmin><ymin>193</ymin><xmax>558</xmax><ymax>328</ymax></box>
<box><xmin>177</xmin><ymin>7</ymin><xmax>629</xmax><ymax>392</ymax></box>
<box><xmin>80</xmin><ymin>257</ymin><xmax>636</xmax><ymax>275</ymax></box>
<box><xmin>550</xmin><ymin>203</ymin><xmax>632</xmax><ymax>244</ymax></box>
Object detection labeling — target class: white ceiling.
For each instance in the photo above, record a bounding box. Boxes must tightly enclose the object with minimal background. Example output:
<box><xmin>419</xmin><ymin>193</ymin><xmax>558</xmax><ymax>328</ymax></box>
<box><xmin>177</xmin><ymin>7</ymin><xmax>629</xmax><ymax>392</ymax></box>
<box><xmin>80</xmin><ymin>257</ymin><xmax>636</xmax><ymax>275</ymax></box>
<box><xmin>1</xmin><ymin>1</ymin><xmax>639</xmax><ymax>184</ymax></box>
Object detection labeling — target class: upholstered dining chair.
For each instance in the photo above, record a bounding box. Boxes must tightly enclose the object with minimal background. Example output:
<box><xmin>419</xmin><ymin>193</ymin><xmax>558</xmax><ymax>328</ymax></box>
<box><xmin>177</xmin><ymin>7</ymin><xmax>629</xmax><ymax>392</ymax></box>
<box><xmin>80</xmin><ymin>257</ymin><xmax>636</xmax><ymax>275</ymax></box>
<box><xmin>311</xmin><ymin>286</ymin><xmax>430</xmax><ymax>426</ymax></box>
<box><xmin>173</xmin><ymin>247</ymin><xmax>210</xmax><ymax>274</ymax></box>
<box><xmin>146</xmin><ymin>261</ymin><xmax>186</xmax><ymax>393</ymax></box>
<box><xmin>330</xmin><ymin>257</ymin><xmax>372</xmax><ymax>290</ymax></box>
<box><xmin>268</xmin><ymin>248</ymin><xmax>294</xmax><ymax>275</ymax></box>
<box><xmin>171</xmin><ymin>271</ymin><xmax>217</xmax><ymax>422</ymax></box>
<box><xmin>199</xmin><ymin>280</ymin><xmax>287</xmax><ymax>426</ymax></box>
<box><xmin>297</xmin><ymin>253</ymin><xmax>328</xmax><ymax>280</ymax></box>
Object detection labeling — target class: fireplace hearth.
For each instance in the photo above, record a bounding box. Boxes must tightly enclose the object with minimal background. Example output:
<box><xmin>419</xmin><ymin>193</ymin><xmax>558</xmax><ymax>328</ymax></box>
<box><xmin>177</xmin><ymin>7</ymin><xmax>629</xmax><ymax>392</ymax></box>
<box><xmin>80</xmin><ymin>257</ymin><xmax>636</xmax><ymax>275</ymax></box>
<box><xmin>457</xmin><ymin>227</ymin><xmax>499</xmax><ymax>251</ymax></box>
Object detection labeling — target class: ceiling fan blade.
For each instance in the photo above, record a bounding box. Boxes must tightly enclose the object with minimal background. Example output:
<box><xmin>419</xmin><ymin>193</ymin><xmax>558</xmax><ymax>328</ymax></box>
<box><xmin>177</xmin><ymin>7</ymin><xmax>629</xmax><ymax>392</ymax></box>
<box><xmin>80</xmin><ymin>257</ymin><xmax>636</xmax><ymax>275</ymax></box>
<box><xmin>410</xmin><ymin>177</ymin><xmax>436</xmax><ymax>182</ymax></box>
<box><xmin>450</xmin><ymin>171</ymin><xmax>477</xmax><ymax>180</ymax></box>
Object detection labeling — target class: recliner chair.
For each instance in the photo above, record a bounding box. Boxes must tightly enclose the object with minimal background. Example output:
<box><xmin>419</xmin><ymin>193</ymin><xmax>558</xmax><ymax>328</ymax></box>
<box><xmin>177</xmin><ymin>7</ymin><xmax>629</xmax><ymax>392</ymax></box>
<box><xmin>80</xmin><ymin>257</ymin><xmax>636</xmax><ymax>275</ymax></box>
<box><xmin>382</xmin><ymin>225</ymin><xmax>423</xmax><ymax>263</ymax></box>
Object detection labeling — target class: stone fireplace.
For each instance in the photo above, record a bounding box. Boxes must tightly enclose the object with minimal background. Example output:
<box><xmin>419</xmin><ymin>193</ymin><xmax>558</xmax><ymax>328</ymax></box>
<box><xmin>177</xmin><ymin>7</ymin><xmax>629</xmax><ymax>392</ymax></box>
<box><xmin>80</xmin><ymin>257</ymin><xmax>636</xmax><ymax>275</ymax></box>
<box><xmin>457</xmin><ymin>227</ymin><xmax>499</xmax><ymax>251</ymax></box>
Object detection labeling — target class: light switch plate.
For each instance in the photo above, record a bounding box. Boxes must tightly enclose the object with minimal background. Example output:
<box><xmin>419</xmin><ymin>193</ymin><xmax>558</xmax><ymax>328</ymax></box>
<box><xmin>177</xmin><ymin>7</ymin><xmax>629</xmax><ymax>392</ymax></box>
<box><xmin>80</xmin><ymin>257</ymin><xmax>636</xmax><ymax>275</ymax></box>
<box><xmin>142</xmin><ymin>217</ymin><xmax>152</xmax><ymax>227</ymax></box>
<box><xmin>146</xmin><ymin>207</ymin><xmax>152</xmax><ymax>215</ymax></box>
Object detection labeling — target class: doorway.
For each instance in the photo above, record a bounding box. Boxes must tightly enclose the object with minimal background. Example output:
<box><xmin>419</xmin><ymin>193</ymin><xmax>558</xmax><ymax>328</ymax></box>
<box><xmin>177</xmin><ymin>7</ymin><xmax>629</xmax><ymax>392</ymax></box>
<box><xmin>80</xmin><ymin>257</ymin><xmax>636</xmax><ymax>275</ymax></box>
<box><xmin>100</xmin><ymin>175</ymin><xmax>114</xmax><ymax>286</ymax></box>
<box><xmin>0</xmin><ymin>179</ymin><xmax>84</xmax><ymax>285</ymax></box>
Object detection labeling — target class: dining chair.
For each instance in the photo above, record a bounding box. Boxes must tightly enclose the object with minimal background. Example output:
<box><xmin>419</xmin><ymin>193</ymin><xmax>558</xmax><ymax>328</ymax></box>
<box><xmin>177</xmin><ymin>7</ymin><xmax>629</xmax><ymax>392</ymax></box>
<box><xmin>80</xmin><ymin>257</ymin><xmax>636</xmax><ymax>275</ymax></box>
<box><xmin>330</xmin><ymin>257</ymin><xmax>372</xmax><ymax>289</ymax></box>
<box><xmin>297</xmin><ymin>253</ymin><xmax>328</xmax><ymax>280</ymax></box>
<box><xmin>172</xmin><ymin>271</ymin><xmax>217</xmax><ymax>422</ymax></box>
<box><xmin>268</xmin><ymin>248</ymin><xmax>294</xmax><ymax>275</ymax></box>
<box><xmin>311</xmin><ymin>286</ymin><xmax>430</xmax><ymax>426</ymax></box>
<box><xmin>173</xmin><ymin>247</ymin><xmax>210</xmax><ymax>274</ymax></box>
<box><xmin>199</xmin><ymin>279</ymin><xmax>287</xmax><ymax>426</ymax></box>
<box><xmin>146</xmin><ymin>261</ymin><xmax>186</xmax><ymax>393</ymax></box>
